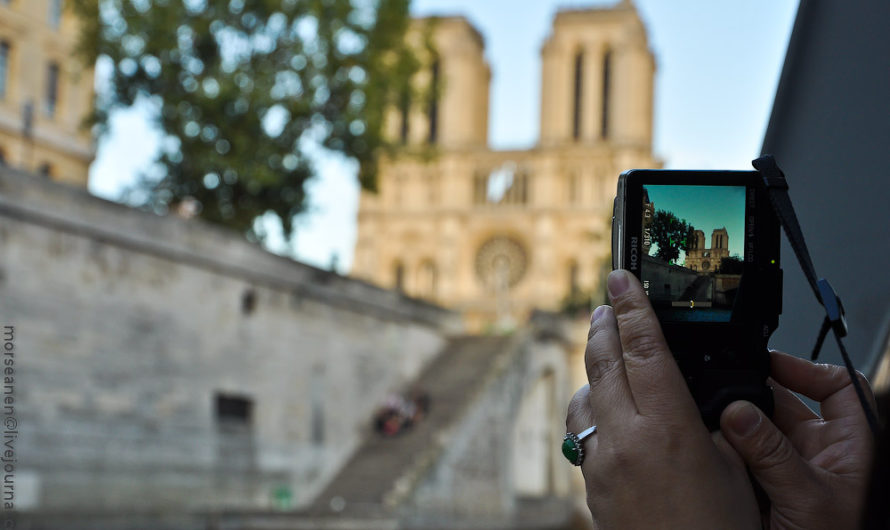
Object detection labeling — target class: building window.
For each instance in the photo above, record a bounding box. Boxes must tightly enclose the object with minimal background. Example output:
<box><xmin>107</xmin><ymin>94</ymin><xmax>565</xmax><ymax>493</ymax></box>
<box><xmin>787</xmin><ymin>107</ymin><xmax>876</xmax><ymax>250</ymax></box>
<box><xmin>0</xmin><ymin>42</ymin><xmax>8</xmax><ymax>99</ymax></box>
<box><xmin>601</xmin><ymin>49</ymin><xmax>612</xmax><ymax>139</ymax></box>
<box><xmin>504</xmin><ymin>168</ymin><xmax>529</xmax><ymax>204</ymax></box>
<box><xmin>214</xmin><ymin>392</ymin><xmax>255</xmax><ymax>470</ymax></box>
<box><xmin>393</xmin><ymin>261</ymin><xmax>405</xmax><ymax>291</ymax></box>
<box><xmin>473</xmin><ymin>170</ymin><xmax>488</xmax><ymax>204</ymax></box>
<box><xmin>398</xmin><ymin>89</ymin><xmax>410</xmax><ymax>144</ymax></box>
<box><xmin>568</xmin><ymin>261</ymin><xmax>579</xmax><ymax>294</ymax></box>
<box><xmin>428</xmin><ymin>58</ymin><xmax>440</xmax><ymax>144</ymax></box>
<box><xmin>48</xmin><ymin>0</ymin><xmax>63</xmax><ymax>29</ymax></box>
<box><xmin>38</xmin><ymin>162</ymin><xmax>52</xmax><ymax>178</ymax></box>
<box><xmin>572</xmin><ymin>51</ymin><xmax>583</xmax><ymax>141</ymax></box>
<box><xmin>568</xmin><ymin>171</ymin><xmax>580</xmax><ymax>203</ymax></box>
<box><xmin>418</xmin><ymin>260</ymin><xmax>437</xmax><ymax>299</ymax></box>
<box><xmin>215</xmin><ymin>394</ymin><xmax>253</xmax><ymax>426</ymax></box>
<box><xmin>45</xmin><ymin>62</ymin><xmax>59</xmax><ymax>118</ymax></box>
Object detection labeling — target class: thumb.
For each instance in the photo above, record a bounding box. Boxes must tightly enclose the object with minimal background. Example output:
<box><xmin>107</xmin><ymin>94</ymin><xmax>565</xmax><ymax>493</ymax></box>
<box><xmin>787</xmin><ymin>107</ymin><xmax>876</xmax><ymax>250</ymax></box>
<box><xmin>720</xmin><ymin>401</ymin><xmax>814</xmax><ymax>505</ymax></box>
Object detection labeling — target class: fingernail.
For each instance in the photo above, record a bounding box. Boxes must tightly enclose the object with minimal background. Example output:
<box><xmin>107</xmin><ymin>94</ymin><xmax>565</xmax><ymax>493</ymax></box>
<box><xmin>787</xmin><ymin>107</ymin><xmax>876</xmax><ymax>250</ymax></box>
<box><xmin>607</xmin><ymin>270</ymin><xmax>629</xmax><ymax>298</ymax></box>
<box><xmin>728</xmin><ymin>402</ymin><xmax>762</xmax><ymax>437</ymax></box>
<box><xmin>591</xmin><ymin>305</ymin><xmax>606</xmax><ymax>324</ymax></box>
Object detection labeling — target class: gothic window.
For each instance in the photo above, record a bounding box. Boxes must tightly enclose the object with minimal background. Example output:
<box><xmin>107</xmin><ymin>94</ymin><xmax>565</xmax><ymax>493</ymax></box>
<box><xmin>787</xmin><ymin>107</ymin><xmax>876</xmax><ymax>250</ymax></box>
<box><xmin>506</xmin><ymin>167</ymin><xmax>529</xmax><ymax>204</ymax></box>
<box><xmin>418</xmin><ymin>260</ymin><xmax>438</xmax><ymax>299</ymax></box>
<box><xmin>601</xmin><ymin>49</ymin><xmax>612</xmax><ymax>139</ymax></box>
<box><xmin>473</xmin><ymin>170</ymin><xmax>488</xmax><ymax>204</ymax></box>
<box><xmin>393</xmin><ymin>261</ymin><xmax>405</xmax><ymax>291</ymax></box>
<box><xmin>475</xmin><ymin>236</ymin><xmax>528</xmax><ymax>291</ymax></box>
<box><xmin>572</xmin><ymin>51</ymin><xmax>583</xmax><ymax>141</ymax></box>
<box><xmin>568</xmin><ymin>171</ymin><xmax>580</xmax><ymax>203</ymax></box>
<box><xmin>48</xmin><ymin>0</ymin><xmax>62</xmax><ymax>29</ymax></box>
<box><xmin>428</xmin><ymin>58</ymin><xmax>440</xmax><ymax>144</ymax></box>
<box><xmin>45</xmin><ymin>62</ymin><xmax>59</xmax><ymax>118</ymax></box>
<box><xmin>0</xmin><ymin>42</ymin><xmax>9</xmax><ymax>99</ymax></box>
<box><xmin>568</xmin><ymin>260</ymin><xmax>579</xmax><ymax>294</ymax></box>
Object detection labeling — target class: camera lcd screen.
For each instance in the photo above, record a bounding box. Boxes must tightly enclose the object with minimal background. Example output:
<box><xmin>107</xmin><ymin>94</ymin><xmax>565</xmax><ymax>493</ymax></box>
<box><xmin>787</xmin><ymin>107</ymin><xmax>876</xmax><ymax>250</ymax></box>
<box><xmin>640</xmin><ymin>185</ymin><xmax>746</xmax><ymax>322</ymax></box>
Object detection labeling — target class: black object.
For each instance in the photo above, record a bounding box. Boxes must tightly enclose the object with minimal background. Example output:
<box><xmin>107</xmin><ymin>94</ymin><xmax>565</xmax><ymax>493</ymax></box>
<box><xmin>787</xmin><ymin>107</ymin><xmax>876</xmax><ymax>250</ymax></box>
<box><xmin>612</xmin><ymin>169</ymin><xmax>780</xmax><ymax>430</ymax></box>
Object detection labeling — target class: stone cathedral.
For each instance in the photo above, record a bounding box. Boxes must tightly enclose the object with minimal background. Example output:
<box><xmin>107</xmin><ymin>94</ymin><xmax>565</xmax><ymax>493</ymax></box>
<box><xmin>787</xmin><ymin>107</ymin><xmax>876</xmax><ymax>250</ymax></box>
<box><xmin>352</xmin><ymin>1</ymin><xmax>659</xmax><ymax>331</ymax></box>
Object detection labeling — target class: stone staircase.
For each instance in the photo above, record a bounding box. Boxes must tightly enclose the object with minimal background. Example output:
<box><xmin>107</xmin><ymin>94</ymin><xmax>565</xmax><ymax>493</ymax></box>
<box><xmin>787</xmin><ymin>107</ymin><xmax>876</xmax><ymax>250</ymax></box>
<box><xmin>305</xmin><ymin>334</ymin><xmax>514</xmax><ymax>518</ymax></box>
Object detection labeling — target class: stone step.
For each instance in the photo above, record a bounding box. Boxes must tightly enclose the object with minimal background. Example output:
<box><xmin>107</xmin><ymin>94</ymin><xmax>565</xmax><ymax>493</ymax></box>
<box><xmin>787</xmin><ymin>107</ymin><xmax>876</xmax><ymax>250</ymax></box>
<box><xmin>305</xmin><ymin>335</ymin><xmax>512</xmax><ymax>515</ymax></box>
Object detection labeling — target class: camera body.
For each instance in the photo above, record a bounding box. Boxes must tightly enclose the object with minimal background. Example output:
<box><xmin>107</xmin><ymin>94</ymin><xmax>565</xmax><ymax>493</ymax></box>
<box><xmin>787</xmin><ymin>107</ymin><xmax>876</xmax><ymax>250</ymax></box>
<box><xmin>611</xmin><ymin>170</ymin><xmax>782</xmax><ymax>429</ymax></box>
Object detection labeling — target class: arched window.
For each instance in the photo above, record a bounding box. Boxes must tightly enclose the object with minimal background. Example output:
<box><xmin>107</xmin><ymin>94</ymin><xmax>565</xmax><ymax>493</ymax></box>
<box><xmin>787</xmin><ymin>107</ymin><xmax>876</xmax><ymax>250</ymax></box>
<box><xmin>417</xmin><ymin>260</ymin><xmax>438</xmax><ymax>299</ymax></box>
<box><xmin>393</xmin><ymin>261</ymin><xmax>405</xmax><ymax>291</ymax></box>
<box><xmin>473</xmin><ymin>170</ymin><xmax>488</xmax><ymax>204</ymax></box>
<box><xmin>45</xmin><ymin>62</ymin><xmax>60</xmax><ymax>118</ymax></box>
<box><xmin>428</xmin><ymin>57</ymin><xmax>440</xmax><ymax>144</ymax></box>
<box><xmin>568</xmin><ymin>260</ymin><xmax>579</xmax><ymax>294</ymax></box>
<box><xmin>568</xmin><ymin>171</ymin><xmax>580</xmax><ymax>203</ymax></box>
<box><xmin>572</xmin><ymin>51</ymin><xmax>584</xmax><ymax>141</ymax></box>
<box><xmin>0</xmin><ymin>41</ymin><xmax>9</xmax><ymax>99</ymax></box>
<box><xmin>601</xmin><ymin>49</ymin><xmax>612</xmax><ymax>139</ymax></box>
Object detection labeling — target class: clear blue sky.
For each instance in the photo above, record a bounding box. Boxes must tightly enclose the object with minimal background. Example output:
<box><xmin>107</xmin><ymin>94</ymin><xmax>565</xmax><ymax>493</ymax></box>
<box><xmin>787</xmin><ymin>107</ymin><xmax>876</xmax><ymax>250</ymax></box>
<box><xmin>645</xmin><ymin>185</ymin><xmax>747</xmax><ymax>261</ymax></box>
<box><xmin>88</xmin><ymin>0</ymin><xmax>799</xmax><ymax>273</ymax></box>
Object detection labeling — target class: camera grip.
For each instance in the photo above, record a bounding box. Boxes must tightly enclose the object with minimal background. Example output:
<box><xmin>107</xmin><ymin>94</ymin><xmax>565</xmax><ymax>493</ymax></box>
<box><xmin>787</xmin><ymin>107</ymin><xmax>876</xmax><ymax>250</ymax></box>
<box><xmin>693</xmin><ymin>369</ymin><xmax>774</xmax><ymax>431</ymax></box>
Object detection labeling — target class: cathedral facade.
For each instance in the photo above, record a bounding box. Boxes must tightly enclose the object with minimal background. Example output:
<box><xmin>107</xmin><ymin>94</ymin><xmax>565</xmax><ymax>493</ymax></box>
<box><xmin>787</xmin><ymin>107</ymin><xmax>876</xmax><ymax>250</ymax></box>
<box><xmin>352</xmin><ymin>1</ymin><xmax>659</xmax><ymax>331</ymax></box>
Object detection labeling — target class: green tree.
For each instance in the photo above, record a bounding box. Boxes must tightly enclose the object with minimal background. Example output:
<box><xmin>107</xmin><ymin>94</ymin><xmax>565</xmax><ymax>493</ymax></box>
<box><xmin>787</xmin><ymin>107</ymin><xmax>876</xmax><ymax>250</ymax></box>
<box><xmin>71</xmin><ymin>0</ymin><xmax>424</xmax><ymax>239</ymax></box>
<box><xmin>650</xmin><ymin>209</ymin><xmax>695</xmax><ymax>265</ymax></box>
<box><xmin>716</xmin><ymin>255</ymin><xmax>744</xmax><ymax>274</ymax></box>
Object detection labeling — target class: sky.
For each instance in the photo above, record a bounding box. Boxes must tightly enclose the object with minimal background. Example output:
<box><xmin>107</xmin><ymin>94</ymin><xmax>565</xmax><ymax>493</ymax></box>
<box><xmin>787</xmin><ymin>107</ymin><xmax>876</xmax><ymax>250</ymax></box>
<box><xmin>87</xmin><ymin>0</ymin><xmax>799</xmax><ymax>274</ymax></box>
<box><xmin>644</xmin><ymin>184</ymin><xmax>747</xmax><ymax>262</ymax></box>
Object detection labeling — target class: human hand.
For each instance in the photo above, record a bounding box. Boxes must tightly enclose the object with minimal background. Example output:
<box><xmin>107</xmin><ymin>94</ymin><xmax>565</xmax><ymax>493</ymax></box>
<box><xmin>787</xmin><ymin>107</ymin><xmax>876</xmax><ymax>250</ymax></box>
<box><xmin>566</xmin><ymin>270</ymin><xmax>760</xmax><ymax>529</ymax></box>
<box><xmin>720</xmin><ymin>351</ymin><xmax>876</xmax><ymax>530</ymax></box>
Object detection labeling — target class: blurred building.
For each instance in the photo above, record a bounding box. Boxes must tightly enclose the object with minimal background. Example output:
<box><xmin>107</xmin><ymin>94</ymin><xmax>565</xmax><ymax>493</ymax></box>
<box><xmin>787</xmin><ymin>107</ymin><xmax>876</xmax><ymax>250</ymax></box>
<box><xmin>0</xmin><ymin>0</ymin><xmax>94</xmax><ymax>186</ymax></box>
<box><xmin>352</xmin><ymin>1</ymin><xmax>660</xmax><ymax>331</ymax></box>
<box><xmin>0</xmin><ymin>164</ymin><xmax>577</xmax><ymax>529</ymax></box>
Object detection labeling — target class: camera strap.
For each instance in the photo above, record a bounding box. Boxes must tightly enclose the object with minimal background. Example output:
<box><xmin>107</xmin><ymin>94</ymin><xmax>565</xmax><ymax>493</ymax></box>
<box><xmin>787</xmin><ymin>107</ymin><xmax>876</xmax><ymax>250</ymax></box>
<box><xmin>752</xmin><ymin>155</ymin><xmax>878</xmax><ymax>436</ymax></box>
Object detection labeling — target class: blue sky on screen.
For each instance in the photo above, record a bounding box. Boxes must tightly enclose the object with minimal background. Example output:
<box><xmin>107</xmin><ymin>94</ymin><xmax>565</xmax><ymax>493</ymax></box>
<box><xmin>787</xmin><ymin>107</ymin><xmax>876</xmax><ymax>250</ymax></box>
<box><xmin>87</xmin><ymin>1</ymin><xmax>798</xmax><ymax>273</ymax></box>
<box><xmin>644</xmin><ymin>184</ymin><xmax>746</xmax><ymax>262</ymax></box>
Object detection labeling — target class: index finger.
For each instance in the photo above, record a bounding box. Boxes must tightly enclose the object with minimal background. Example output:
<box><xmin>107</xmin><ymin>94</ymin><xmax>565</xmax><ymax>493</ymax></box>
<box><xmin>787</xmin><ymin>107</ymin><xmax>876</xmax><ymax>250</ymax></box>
<box><xmin>607</xmin><ymin>270</ymin><xmax>699</xmax><ymax>420</ymax></box>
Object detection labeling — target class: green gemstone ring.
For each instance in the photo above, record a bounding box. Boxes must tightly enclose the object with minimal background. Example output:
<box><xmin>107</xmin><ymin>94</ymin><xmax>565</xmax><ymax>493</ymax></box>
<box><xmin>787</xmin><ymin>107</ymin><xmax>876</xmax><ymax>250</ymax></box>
<box><xmin>562</xmin><ymin>425</ymin><xmax>597</xmax><ymax>466</ymax></box>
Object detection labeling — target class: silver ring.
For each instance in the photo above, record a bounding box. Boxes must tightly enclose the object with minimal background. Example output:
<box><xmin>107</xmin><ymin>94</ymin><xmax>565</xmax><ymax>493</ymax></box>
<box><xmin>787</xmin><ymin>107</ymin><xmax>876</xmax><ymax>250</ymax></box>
<box><xmin>562</xmin><ymin>425</ymin><xmax>597</xmax><ymax>466</ymax></box>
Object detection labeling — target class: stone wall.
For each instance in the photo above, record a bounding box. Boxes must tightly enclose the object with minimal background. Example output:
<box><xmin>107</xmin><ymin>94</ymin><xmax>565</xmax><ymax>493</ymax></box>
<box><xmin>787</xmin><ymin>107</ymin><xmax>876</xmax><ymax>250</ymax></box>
<box><xmin>0</xmin><ymin>167</ymin><xmax>460</xmax><ymax>514</ymax></box>
<box><xmin>402</xmin><ymin>321</ymin><xmax>575</xmax><ymax>527</ymax></box>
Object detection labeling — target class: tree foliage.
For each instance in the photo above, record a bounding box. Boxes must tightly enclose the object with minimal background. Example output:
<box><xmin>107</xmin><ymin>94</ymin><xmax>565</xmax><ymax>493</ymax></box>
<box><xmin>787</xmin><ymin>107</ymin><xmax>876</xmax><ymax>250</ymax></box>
<box><xmin>716</xmin><ymin>255</ymin><xmax>744</xmax><ymax>274</ymax></box>
<box><xmin>70</xmin><ymin>0</ymin><xmax>423</xmax><ymax>238</ymax></box>
<box><xmin>650</xmin><ymin>209</ymin><xmax>695</xmax><ymax>265</ymax></box>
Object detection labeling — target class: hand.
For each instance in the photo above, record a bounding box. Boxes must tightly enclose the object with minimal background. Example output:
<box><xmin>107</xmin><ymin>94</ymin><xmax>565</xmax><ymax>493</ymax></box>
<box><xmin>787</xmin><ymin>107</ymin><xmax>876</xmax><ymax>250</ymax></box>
<box><xmin>566</xmin><ymin>270</ymin><xmax>761</xmax><ymax>529</ymax></box>
<box><xmin>720</xmin><ymin>351</ymin><xmax>876</xmax><ymax>530</ymax></box>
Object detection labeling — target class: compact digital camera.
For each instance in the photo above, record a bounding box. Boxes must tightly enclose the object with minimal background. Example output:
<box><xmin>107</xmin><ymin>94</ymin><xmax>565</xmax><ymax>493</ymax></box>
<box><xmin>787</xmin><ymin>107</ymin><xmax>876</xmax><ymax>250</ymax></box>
<box><xmin>611</xmin><ymin>170</ymin><xmax>782</xmax><ymax>429</ymax></box>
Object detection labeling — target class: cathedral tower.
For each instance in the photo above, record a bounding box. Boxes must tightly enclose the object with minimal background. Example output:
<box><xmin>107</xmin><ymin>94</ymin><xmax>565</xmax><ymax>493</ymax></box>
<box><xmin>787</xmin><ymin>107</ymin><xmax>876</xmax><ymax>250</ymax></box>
<box><xmin>352</xmin><ymin>2</ymin><xmax>659</xmax><ymax>331</ymax></box>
